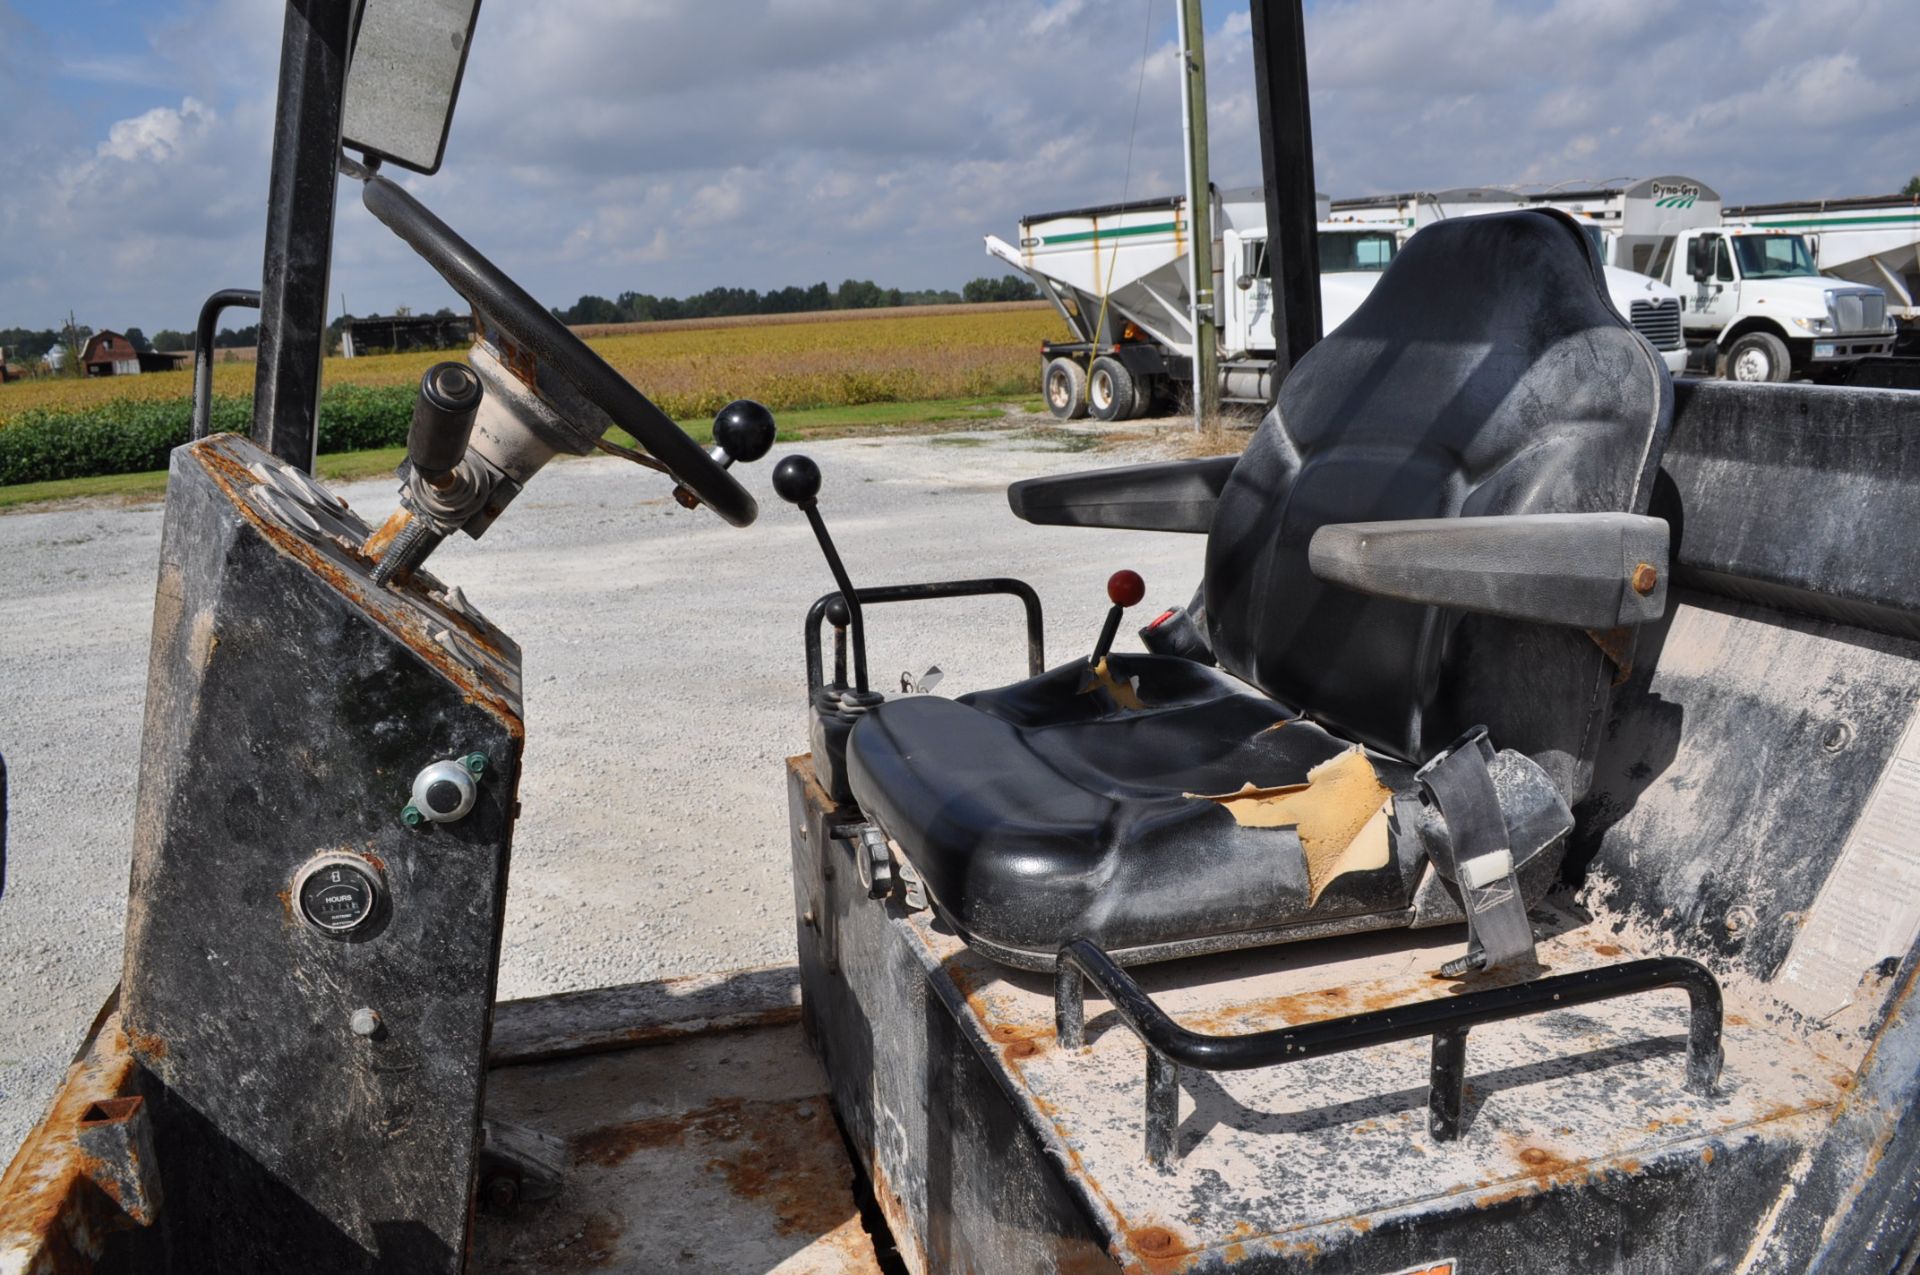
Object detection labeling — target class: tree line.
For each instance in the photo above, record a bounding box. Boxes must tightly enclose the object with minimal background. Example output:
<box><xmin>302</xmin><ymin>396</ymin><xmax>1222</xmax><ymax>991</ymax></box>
<box><xmin>1</xmin><ymin>274</ymin><xmax>1041</xmax><ymax>368</ymax></box>
<box><xmin>549</xmin><ymin>274</ymin><xmax>1039</xmax><ymax>326</ymax></box>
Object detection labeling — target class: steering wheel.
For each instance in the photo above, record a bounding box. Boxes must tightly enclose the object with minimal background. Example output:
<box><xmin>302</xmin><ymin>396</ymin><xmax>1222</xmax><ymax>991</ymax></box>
<box><xmin>360</xmin><ymin>174</ymin><xmax>757</xmax><ymax>528</ymax></box>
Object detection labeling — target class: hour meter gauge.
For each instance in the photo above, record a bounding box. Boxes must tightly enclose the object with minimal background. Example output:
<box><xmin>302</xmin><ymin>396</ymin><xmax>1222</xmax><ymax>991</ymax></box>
<box><xmin>293</xmin><ymin>854</ymin><xmax>386</xmax><ymax>935</ymax></box>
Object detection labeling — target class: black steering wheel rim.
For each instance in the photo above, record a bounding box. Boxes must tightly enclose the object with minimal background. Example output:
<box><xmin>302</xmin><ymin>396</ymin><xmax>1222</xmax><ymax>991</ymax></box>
<box><xmin>360</xmin><ymin>174</ymin><xmax>756</xmax><ymax>528</ymax></box>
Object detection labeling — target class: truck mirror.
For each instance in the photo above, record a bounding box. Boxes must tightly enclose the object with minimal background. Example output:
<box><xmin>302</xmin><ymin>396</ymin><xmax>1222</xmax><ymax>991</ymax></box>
<box><xmin>341</xmin><ymin>0</ymin><xmax>483</xmax><ymax>176</ymax></box>
<box><xmin>1687</xmin><ymin>238</ymin><xmax>1712</xmax><ymax>283</ymax></box>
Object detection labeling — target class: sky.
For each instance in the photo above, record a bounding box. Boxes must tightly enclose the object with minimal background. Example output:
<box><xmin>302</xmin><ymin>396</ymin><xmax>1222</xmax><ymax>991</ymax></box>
<box><xmin>1</xmin><ymin>0</ymin><xmax>1916</xmax><ymax>336</ymax></box>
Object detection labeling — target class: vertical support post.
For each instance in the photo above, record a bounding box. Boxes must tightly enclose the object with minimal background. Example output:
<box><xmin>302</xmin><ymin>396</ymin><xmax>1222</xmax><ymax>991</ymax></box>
<box><xmin>1428</xmin><ymin>1026</ymin><xmax>1469</xmax><ymax>1141</ymax></box>
<box><xmin>1176</xmin><ymin>0</ymin><xmax>1217</xmax><ymax>431</ymax></box>
<box><xmin>1248</xmin><ymin>0</ymin><xmax>1323</xmax><ymax>391</ymax></box>
<box><xmin>252</xmin><ymin>0</ymin><xmax>355</xmax><ymax>473</ymax></box>
<box><xmin>1145</xmin><ymin>1050</ymin><xmax>1180</xmax><ymax>1169</ymax></box>
<box><xmin>1054</xmin><ymin>961</ymin><xmax>1087</xmax><ymax>1050</ymax></box>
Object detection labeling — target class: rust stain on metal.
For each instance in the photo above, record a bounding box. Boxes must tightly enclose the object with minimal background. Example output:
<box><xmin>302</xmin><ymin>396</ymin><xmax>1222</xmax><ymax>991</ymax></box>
<box><xmin>126</xmin><ymin>1031</ymin><xmax>166</xmax><ymax>1061</ymax></box>
<box><xmin>1586</xmin><ymin>626</ymin><xmax>1635</xmax><ymax>685</ymax></box>
<box><xmin>192</xmin><ymin>439</ymin><xmax>525</xmax><ymax>740</ymax></box>
<box><xmin>787</xmin><ymin>754</ymin><xmax>838</xmax><ymax>815</ymax></box>
<box><xmin>0</xmin><ymin>1012</ymin><xmax>143</xmax><ymax>1271</ymax></box>
<box><xmin>572</xmin><ymin>1097</ymin><xmax>867</xmax><ymax>1246</ymax></box>
<box><xmin>1631</xmin><ymin>562</ymin><xmax>1660</xmax><ymax>595</ymax></box>
<box><xmin>1593</xmin><ymin>943</ymin><xmax>1625</xmax><ymax>957</ymax></box>
<box><xmin>1003</xmin><ymin>1039</ymin><xmax>1041</xmax><ymax>1062</ymax></box>
<box><xmin>364</xmin><ymin>507</ymin><xmax>412</xmax><ymax>560</ymax></box>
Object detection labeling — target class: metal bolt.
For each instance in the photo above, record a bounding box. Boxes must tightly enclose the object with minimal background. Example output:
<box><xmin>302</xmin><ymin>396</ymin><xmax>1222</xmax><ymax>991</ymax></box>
<box><xmin>1821</xmin><ymin>721</ymin><xmax>1854</xmax><ymax>754</ymax></box>
<box><xmin>484</xmin><ymin>1175</ymin><xmax>519</xmax><ymax>1214</ymax></box>
<box><xmin>1631</xmin><ymin>562</ymin><xmax>1659</xmax><ymax>596</ymax></box>
<box><xmin>350</xmin><ymin>1008</ymin><xmax>381</xmax><ymax>1037</ymax></box>
<box><xmin>401</xmin><ymin>804</ymin><xmax>425</xmax><ymax>828</ymax></box>
<box><xmin>463</xmin><ymin>752</ymin><xmax>488</xmax><ymax>776</ymax></box>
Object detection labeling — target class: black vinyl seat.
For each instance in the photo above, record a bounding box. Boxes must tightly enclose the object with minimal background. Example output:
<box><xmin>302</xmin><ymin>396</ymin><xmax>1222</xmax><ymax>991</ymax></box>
<box><xmin>845</xmin><ymin>210</ymin><xmax>1674</xmax><ymax>968</ymax></box>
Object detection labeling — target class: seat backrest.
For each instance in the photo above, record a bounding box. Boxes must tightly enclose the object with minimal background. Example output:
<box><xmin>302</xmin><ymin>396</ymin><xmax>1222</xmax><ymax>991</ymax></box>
<box><xmin>1203</xmin><ymin>209</ymin><xmax>1672</xmax><ymax>800</ymax></box>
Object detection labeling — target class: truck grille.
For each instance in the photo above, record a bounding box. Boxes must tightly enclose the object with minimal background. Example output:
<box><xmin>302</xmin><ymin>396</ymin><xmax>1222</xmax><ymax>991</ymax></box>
<box><xmin>1629</xmin><ymin>298</ymin><xmax>1682</xmax><ymax>350</ymax></box>
<box><xmin>1829</xmin><ymin>290</ymin><xmax>1886</xmax><ymax>334</ymax></box>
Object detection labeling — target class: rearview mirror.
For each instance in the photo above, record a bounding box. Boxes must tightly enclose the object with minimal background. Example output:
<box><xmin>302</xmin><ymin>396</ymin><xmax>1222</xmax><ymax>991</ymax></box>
<box><xmin>342</xmin><ymin>0</ymin><xmax>483</xmax><ymax>176</ymax></box>
<box><xmin>1687</xmin><ymin>238</ymin><xmax>1711</xmax><ymax>283</ymax></box>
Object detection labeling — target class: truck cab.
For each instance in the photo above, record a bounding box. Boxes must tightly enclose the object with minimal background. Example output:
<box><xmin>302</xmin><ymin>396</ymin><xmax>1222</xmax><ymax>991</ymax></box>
<box><xmin>1221</xmin><ymin>223</ymin><xmax>1398</xmax><ymax>355</ymax></box>
<box><xmin>1667</xmin><ymin>225</ymin><xmax>1895</xmax><ymax>380</ymax></box>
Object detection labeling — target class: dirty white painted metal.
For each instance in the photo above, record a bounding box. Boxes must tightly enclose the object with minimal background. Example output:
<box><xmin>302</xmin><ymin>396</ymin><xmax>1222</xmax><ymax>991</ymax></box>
<box><xmin>1778</xmin><ymin>700</ymin><xmax>1920</xmax><ymax>1021</ymax></box>
<box><xmin>923</xmin><ymin>904</ymin><xmax>1845</xmax><ymax>1262</ymax></box>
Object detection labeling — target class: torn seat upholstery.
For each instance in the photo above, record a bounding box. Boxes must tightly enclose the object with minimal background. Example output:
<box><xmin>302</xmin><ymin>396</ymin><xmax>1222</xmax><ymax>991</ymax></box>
<box><xmin>845</xmin><ymin>210</ymin><xmax>1674</xmax><ymax>969</ymax></box>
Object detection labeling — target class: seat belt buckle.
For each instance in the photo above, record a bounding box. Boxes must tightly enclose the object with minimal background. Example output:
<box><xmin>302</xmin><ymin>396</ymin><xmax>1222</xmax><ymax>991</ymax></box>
<box><xmin>1416</xmin><ymin>728</ymin><xmax>1539</xmax><ymax>977</ymax></box>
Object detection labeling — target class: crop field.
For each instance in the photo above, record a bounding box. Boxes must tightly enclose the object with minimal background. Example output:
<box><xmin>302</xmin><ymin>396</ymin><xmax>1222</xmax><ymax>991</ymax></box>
<box><xmin>0</xmin><ymin>305</ymin><xmax>1062</xmax><ymax>426</ymax></box>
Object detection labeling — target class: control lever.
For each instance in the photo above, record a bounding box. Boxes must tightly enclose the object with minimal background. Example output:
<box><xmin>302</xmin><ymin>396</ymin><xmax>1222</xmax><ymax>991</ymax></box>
<box><xmin>672</xmin><ymin>399</ymin><xmax>777</xmax><ymax>510</ymax></box>
<box><xmin>371</xmin><ymin>362</ymin><xmax>485</xmax><ymax>586</ymax></box>
<box><xmin>774</xmin><ymin>454</ymin><xmax>871</xmax><ymax>695</ymax></box>
<box><xmin>1091</xmin><ymin>569</ymin><xmax>1145</xmax><ymax>666</ymax></box>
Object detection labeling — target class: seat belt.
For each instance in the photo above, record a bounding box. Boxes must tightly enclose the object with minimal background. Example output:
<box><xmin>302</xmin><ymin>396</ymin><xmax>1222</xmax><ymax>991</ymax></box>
<box><xmin>1416</xmin><ymin>727</ymin><xmax>1537</xmax><ymax>976</ymax></box>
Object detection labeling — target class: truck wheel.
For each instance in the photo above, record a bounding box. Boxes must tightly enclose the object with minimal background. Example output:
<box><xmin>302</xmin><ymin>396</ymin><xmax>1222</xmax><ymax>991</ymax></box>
<box><xmin>1088</xmin><ymin>357</ymin><xmax>1136</xmax><ymax>422</ymax></box>
<box><xmin>1128</xmin><ymin>374</ymin><xmax>1159</xmax><ymax>418</ymax></box>
<box><xmin>1043</xmin><ymin>357</ymin><xmax>1088</xmax><ymax>419</ymax></box>
<box><xmin>1718</xmin><ymin>331</ymin><xmax>1790</xmax><ymax>383</ymax></box>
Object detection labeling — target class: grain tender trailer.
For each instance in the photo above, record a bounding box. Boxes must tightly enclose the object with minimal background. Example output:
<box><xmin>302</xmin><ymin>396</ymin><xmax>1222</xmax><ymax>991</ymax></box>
<box><xmin>986</xmin><ymin>188</ymin><xmax>1395</xmax><ymax>417</ymax></box>
<box><xmin>4</xmin><ymin>3</ymin><xmax>1920</xmax><ymax>1274</ymax></box>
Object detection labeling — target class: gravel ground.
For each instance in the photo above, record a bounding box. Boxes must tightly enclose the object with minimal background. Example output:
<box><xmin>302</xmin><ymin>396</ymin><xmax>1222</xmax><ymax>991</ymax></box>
<box><xmin>0</xmin><ymin>415</ymin><xmax>1211</xmax><ymax>1163</ymax></box>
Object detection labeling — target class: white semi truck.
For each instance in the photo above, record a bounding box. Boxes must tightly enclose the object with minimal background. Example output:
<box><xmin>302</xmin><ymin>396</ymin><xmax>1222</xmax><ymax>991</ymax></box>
<box><xmin>1495</xmin><ymin>177</ymin><xmax>1901</xmax><ymax>382</ymax></box>
<box><xmin>1722</xmin><ymin>192</ymin><xmax>1920</xmax><ymax>332</ymax></box>
<box><xmin>1329</xmin><ymin>188</ymin><xmax>1690</xmax><ymax>375</ymax></box>
<box><xmin>986</xmin><ymin>187</ymin><xmax>1402</xmax><ymax>419</ymax></box>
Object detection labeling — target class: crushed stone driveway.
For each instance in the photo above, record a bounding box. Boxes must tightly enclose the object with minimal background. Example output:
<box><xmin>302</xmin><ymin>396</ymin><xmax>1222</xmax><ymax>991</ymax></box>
<box><xmin>0</xmin><ymin>417</ymin><xmax>1222</xmax><ymax>1162</ymax></box>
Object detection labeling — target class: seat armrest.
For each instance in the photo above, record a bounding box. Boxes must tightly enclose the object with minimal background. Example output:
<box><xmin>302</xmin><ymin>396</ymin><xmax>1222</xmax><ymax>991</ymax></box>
<box><xmin>1007</xmin><ymin>456</ymin><xmax>1238</xmax><ymax>533</ymax></box>
<box><xmin>1308</xmin><ymin>513</ymin><xmax>1670</xmax><ymax>628</ymax></box>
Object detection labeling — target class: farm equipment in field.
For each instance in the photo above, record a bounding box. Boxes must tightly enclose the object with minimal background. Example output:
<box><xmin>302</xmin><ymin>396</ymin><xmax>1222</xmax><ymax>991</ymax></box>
<box><xmin>4</xmin><ymin>2</ymin><xmax>1920</xmax><ymax>1273</ymax></box>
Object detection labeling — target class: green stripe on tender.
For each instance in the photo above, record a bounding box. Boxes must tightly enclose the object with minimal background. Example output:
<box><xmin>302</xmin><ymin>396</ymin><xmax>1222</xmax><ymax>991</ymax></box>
<box><xmin>1739</xmin><ymin>213</ymin><xmax>1920</xmax><ymax>229</ymax></box>
<box><xmin>1032</xmin><ymin>220</ymin><xmax>1182</xmax><ymax>246</ymax></box>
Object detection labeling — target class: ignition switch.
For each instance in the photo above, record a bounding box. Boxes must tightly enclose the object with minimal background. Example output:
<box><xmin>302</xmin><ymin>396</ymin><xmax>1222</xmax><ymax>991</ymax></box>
<box><xmin>294</xmin><ymin>853</ymin><xmax>387</xmax><ymax>935</ymax></box>
<box><xmin>403</xmin><ymin>752</ymin><xmax>488</xmax><ymax>827</ymax></box>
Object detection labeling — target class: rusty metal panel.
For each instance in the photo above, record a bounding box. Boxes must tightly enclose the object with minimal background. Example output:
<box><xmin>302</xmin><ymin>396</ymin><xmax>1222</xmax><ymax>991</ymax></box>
<box><xmin>116</xmin><ymin>433</ymin><xmax>524</xmax><ymax>1271</ymax></box>
<box><xmin>472</xmin><ymin>1015</ymin><xmax>886</xmax><ymax>1274</ymax></box>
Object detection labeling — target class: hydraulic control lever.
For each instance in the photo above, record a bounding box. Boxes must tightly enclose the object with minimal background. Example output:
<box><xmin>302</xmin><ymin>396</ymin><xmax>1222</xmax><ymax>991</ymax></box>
<box><xmin>1091</xmin><ymin>569</ymin><xmax>1145</xmax><ymax>665</ymax></box>
<box><xmin>774</xmin><ymin>454</ymin><xmax>871</xmax><ymax>695</ymax></box>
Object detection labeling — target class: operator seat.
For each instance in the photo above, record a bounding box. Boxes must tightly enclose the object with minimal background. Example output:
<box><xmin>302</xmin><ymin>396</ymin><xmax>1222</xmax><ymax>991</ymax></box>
<box><xmin>847</xmin><ymin>210</ymin><xmax>1674</xmax><ymax>969</ymax></box>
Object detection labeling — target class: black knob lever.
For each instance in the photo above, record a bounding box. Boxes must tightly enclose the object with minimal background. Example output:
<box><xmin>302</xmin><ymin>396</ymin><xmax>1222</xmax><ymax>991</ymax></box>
<box><xmin>775</xmin><ymin>455</ymin><xmax>870</xmax><ymax>694</ymax></box>
<box><xmin>673</xmin><ymin>398</ymin><xmax>777</xmax><ymax>509</ymax></box>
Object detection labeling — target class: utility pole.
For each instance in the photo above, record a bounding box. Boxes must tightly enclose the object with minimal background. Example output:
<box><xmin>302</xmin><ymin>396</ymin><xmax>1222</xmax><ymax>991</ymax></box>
<box><xmin>1177</xmin><ymin>0</ymin><xmax>1217</xmax><ymax>431</ymax></box>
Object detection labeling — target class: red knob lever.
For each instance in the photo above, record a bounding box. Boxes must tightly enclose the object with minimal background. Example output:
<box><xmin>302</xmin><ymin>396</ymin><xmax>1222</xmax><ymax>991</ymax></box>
<box><xmin>1093</xmin><ymin>570</ymin><xmax>1145</xmax><ymax>666</ymax></box>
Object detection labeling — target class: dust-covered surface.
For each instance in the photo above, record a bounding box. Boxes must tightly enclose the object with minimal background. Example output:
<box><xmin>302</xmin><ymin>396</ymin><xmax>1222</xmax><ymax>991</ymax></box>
<box><xmin>0</xmin><ymin>418</ymin><xmax>1211</xmax><ymax>1164</ymax></box>
<box><xmin>930</xmin><ymin>906</ymin><xmax>1852</xmax><ymax>1268</ymax></box>
<box><xmin>473</xmin><ymin>1022</ymin><xmax>884</xmax><ymax>1274</ymax></box>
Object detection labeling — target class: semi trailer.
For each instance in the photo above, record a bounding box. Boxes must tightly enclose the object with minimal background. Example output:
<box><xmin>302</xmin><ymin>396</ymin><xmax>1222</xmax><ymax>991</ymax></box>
<box><xmin>987</xmin><ymin>187</ymin><xmax>1395</xmax><ymax>418</ymax></box>
<box><xmin>1002</xmin><ymin>181</ymin><xmax>1692</xmax><ymax>423</ymax></box>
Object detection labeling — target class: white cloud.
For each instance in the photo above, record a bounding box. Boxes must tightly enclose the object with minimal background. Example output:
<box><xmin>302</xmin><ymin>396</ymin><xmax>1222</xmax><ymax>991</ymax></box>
<box><xmin>1</xmin><ymin>0</ymin><xmax>1917</xmax><ymax>334</ymax></box>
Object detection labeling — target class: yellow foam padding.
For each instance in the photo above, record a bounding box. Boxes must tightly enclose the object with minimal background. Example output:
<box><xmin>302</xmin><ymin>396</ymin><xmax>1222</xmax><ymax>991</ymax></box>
<box><xmin>1189</xmin><ymin>747</ymin><xmax>1394</xmax><ymax>904</ymax></box>
<box><xmin>1079</xmin><ymin>656</ymin><xmax>1145</xmax><ymax>711</ymax></box>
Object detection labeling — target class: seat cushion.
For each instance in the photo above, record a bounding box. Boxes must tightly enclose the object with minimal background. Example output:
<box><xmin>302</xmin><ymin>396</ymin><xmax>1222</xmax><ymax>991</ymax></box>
<box><xmin>846</xmin><ymin>654</ymin><xmax>1430</xmax><ymax>963</ymax></box>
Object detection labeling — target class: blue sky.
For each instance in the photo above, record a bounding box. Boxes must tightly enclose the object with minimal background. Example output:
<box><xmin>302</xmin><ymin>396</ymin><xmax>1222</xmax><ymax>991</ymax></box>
<box><xmin>2</xmin><ymin>0</ymin><xmax>1916</xmax><ymax>335</ymax></box>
